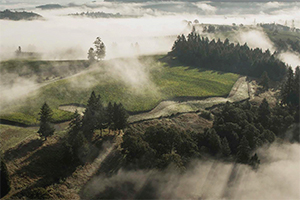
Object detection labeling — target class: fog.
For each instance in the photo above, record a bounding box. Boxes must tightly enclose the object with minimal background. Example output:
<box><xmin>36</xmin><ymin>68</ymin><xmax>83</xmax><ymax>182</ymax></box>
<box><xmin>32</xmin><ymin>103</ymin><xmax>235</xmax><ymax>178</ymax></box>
<box><xmin>83</xmin><ymin>141</ymin><xmax>300</xmax><ymax>199</ymax></box>
<box><xmin>0</xmin><ymin>1</ymin><xmax>299</xmax><ymax>62</ymax></box>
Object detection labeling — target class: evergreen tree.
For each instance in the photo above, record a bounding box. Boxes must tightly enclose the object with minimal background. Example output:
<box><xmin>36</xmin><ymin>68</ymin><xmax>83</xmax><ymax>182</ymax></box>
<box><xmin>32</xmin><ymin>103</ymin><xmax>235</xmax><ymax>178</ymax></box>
<box><xmin>258</xmin><ymin>98</ymin><xmax>271</xmax><ymax>128</ymax></box>
<box><xmin>37</xmin><ymin>102</ymin><xmax>55</xmax><ymax>140</ymax></box>
<box><xmin>221</xmin><ymin>137</ymin><xmax>231</xmax><ymax>157</ymax></box>
<box><xmin>112</xmin><ymin>103</ymin><xmax>128</xmax><ymax>134</ymax></box>
<box><xmin>68</xmin><ymin>110</ymin><xmax>82</xmax><ymax>138</ymax></box>
<box><xmin>106</xmin><ymin>101</ymin><xmax>114</xmax><ymax>132</ymax></box>
<box><xmin>0</xmin><ymin>157</ymin><xmax>11</xmax><ymax>198</ymax></box>
<box><xmin>87</xmin><ymin>47</ymin><xmax>95</xmax><ymax>62</ymax></box>
<box><xmin>249</xmin><ymin>153</ymin><xmax>260</xmax><ymax>169</ymax></box>
<box><xmin>237</xmin><ymin>136</ymin><xmax>251</xmax><ymax>164</ymax></box>
<box><xmin>281</xmin><ymin>67</ymin><xmax>294</xmax><ymax>105</ymax></box>
<box><xmin>206</xmin><ymin>128</ymin><xmax>221</xmax><ymax>155</ymax></box>
<box><xmin>82</xmin><ymin>91</ymin><xmax>99</xmax><ymax>140</ymax></box>
<box><xmin>260</xmin><ymin>71</ymin><xmax>270</xmax><ymax>91</ymax></box>
<box><xmin>93</xmin><ymin>37</ymin><xmax>106</xmax><ymax>60</ymax></box>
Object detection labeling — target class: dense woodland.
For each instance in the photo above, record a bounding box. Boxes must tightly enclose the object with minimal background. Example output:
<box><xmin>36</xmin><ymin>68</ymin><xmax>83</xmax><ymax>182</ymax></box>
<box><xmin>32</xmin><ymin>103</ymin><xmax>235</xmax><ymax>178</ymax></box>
<box><xmin>0</xmin><ymin>10</ymin><xmax>42</xmax><ymax>20</ymax></box>
<box><xmin>274</xmin><ymin>39</ymin><xmax>300</xmax><ymax>54</ymax></box>
<box><xmin>169</xmin><ymin>31</ymin><xmax>288</xmax><ymax>81</ymax></box>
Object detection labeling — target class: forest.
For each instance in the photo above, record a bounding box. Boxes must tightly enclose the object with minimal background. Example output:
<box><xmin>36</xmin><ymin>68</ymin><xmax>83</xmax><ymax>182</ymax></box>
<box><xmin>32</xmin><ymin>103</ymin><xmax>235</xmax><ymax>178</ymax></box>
<box><xmin>169</xmin><ymin>31</ymin><xmax>288</xmax><ymax>81</ymax></box>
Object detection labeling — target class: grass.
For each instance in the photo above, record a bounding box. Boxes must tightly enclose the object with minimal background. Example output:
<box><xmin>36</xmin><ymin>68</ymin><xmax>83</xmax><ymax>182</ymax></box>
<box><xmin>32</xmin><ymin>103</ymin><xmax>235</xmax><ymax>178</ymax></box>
<box><xmin>0</xmin><ymin>125</ymin><xmax>39</xmax><ymax>151</ymax></box>
<box><xmin>0</xmin><ymin>55</ymin><xmax>239</xmax><ymax>125</ymax></box>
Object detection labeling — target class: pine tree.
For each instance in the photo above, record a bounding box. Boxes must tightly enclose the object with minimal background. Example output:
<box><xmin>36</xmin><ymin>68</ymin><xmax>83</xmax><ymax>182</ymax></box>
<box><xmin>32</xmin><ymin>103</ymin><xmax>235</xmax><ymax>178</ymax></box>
<box><xmin>221</xmin><ymin>137</ymin><xmax>231</xmax><ymax>157</ymax></box>
<box><xmin>258</xmin><ymin>98</ymin><xmax>271</xmax><ymax>128</ymax></box>
<box><xmin>38</xmin><ymin>102</ymin><xmax>55</xmax><ymax>140</ymax></box>
<box><xmin>87</xmin><ymin>47</ymin><xmax>95</xmax><ymax>62</ymax></box>
<box><xmin>112</xmin><ymin>103</ymin><xmax>128</xmax><ymax>134</ymax></box>
<box><xmin>67</xmin><ymin>110</ymin><xmax>82</xmax><ymax>143</ymax></box>
<box><xmin>82</xmin><ymin>91</ymin><xmax>98</xmax><ymax>140</ymax></box>
<box><xmin>237</xmin><ymin>136</ymin><xmax>251</xmax><ymax>164</ymax></box>
<box><xmin>281</xmin><ymin>67</ymin><xmax>294</xmax><ymax>105</ymax></box>
<box><xmin>260</xmin><ymin>71</ymin><xmax>270</xmax><ymax>91</ymax></box>
<box><xmin>106</xmin><ymin>101</ymin><xmax>114</xmax><ymax>132</ymax></box>
<box><xmin>93</xmin><ymin>37</ymin><xmax>106</xmax><ymax>60</ymax></box>
<box><xmin>249</xmin><ymin>153</ymin><xmax>260</xmax><ymax>169</ymax></box>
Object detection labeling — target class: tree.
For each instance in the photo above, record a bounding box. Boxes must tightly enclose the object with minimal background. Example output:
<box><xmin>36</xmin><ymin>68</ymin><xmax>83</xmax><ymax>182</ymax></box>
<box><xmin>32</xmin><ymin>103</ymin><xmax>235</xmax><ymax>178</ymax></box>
<box><xmin>236</xmin><ymin>136</ymin><xmax>251</xmax><ymax>164</ymax></box>
<box><xmin>206</xmin><ymin>128</ymin><xmax>221</xmax><ymax>155</ymax></box>
<box><xmin>82</xmin><ymin>91</ymin><xmax>102</xmax><ymax>140</ymax></box>
<box><xmin>249</xmin><ymin>153</ymin><xmax>260</xmax><ymax>169</ymax></box>
<box><xmin>106</xmin><ymin>101</ymin><xmax>114</xmax><ymax>132</ymax></box>
<box><xmin>281</xmin><ymin>67</ymin><xmax>294</xmax><ymax>105</ymax></box>
<box><xmin>38</xmin><ymin>103</ymin><xmax>55</xmax><ymax>140</ymax></box>
<box><xmin>112</xmin><ymin>103</ymin><xmax>128</xmax><ymax>134</ymax></box>
<box><xmin>258</xmin><ymin>98</ymin><xmax>271</xmax><ymax>128</ymax></box>
<box><xmin>221</xmin><ymin>137</ymin><xmax>231</xmax><ymax>157</ymax></box>
<box><xmin>94</xmin><ymin>37</ymin><xmax>106</xmax><ymax>60</ymax></box>
<box><xmin>260</xmin><ymin>71</ymin><xmax>270</xmax><ymax>91</ymax></box>
<box><xmin>87</xmin><ymin>47</ymin><xmax>95</xmax><ymax>62</ymax></box>
<box><xmin>1</xmin><ymin>157</ymin><xmax>11</xmax><ymax>198</ymax></box>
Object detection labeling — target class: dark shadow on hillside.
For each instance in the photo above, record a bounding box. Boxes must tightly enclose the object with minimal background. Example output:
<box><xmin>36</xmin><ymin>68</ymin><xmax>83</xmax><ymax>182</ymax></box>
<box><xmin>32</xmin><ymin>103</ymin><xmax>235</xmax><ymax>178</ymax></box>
<box><xmin>11</xmin><ymin>134</ymin><xmax>111</xmax><ymax>199</ymax></box>
<box><xmin>4</xmin><ymin>139</ymin><xmax>43</xmax><ymax>161</ymax></box>
<box><xmin>13</xmin><ymin>141</ymin><xmax>79</xmax><ymax>187</ymax></box>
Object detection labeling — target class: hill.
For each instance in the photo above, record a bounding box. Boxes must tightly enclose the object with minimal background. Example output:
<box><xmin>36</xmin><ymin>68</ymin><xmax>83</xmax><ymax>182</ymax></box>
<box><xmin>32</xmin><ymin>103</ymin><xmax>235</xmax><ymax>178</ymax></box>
<box><xmin>36</xmin><ymin>4</ymin><xmax>64</xmax><ymax>10</ymax></box>
<box><xmin>0</xmin><ymin>55</ymin><xmax>239</xmax><ymax>125</ymax></box>
<box><xmin>0</xmin><ymin>10</ymin><xmax>43</xmax><ymax>21</ymax></box>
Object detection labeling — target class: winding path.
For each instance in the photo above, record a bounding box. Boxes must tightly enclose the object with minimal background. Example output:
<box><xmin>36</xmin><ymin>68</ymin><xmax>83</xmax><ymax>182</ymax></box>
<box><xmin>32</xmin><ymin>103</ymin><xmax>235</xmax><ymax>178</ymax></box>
<box><xmin>59</xmin><ymin>76</ymin><xmax>251</xmax><ymax>123</ymax></box>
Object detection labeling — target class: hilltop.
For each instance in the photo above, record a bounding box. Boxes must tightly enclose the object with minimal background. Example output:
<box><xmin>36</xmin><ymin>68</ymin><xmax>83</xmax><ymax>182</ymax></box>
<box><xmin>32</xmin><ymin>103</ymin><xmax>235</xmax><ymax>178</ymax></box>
<box><xmin>0</xmin><ymin>10</ymin><xmax>43</xmax><ymax>21</ymax></box>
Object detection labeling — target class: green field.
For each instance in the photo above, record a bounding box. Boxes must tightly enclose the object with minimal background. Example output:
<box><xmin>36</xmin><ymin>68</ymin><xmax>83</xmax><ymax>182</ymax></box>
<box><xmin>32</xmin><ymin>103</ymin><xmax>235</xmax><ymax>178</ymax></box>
<box><xmin>0</xmin><ymin>55</ymin><xmax>239</xmax><ymax>125</ymax></box>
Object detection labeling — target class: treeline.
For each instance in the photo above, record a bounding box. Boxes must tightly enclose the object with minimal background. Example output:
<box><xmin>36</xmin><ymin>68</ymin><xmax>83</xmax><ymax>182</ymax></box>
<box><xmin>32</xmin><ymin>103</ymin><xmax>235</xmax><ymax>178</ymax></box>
<box><xmin>69</xmin><ymin>11</ymin><xmax>137</xmax><ymax>18</ymax></box>
<box><xmin>121</xmin><ymin>98</ymin><xmax>298</xmax><ymax>170</ymax></box>
<box><xmin>0</xmin><ymin>10</ymin><xmax>42</xmax><ymax>20</ymax></box>
<box><xmin>274</xmin><ymin>39</ymin><xmax>300</xmax><ymax>54</ymax></box>
<box><xmin>169</xmin><ymin>31</ymin><xmax>287</xmax><ymax>81</ymax></box>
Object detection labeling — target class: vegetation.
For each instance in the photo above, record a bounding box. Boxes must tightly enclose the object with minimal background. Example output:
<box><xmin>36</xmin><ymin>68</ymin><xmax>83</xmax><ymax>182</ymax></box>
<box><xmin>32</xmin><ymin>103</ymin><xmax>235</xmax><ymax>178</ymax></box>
<box><xmin>170</xmin><ymin>31</ymin><xmax>287</xmax><ymax>81</ymax></box>
<box><xmin>38</xmin><ymin>103</ymin><xmax>55</xmax><ymax>140</ymax></box>
<box><xmin>0</xmin><ymin>9</ymin><xmax>43</xmax><ymax>20</ymax></box>
<box><xmin>0</xmin><ymin>154</ymin><xmax>11</xmax><ymax>198</ymax></box>
<box><xmin>69</xmin><ymin>11</ymin><xmax>137</xmax><ymax>18</ymax></box>
<box><xmin>36</xmin><ymin>4</ymin><xmax>63</xmax><ymax>10</ymax></box>
<box><xmin>121</xmin><ymin>98</ymin><xmax>296</xmax><ymax>170</ymax></box>
<box><xmin>63</xmin><ymin>91</ymin><xmax>128</xmax><ymax>163</ymax></box>
<box><xmin>0</xmin><ymin>125</ymin><xmax>38</xmax><ymax>151</ymax></box>
<box><xmin>0</xmin><ymin>56</ymin><xmax>239</xmax><ymax>125</ymax></box>
<box><xmin>280</xmin><ymin>66</ymin><xmax>300</xmax><ymax>123</ymax></box>
<box><xmin>88</xmin><ymin>37</ymin><xmax>106</xmax><ymax>62</ymax></box>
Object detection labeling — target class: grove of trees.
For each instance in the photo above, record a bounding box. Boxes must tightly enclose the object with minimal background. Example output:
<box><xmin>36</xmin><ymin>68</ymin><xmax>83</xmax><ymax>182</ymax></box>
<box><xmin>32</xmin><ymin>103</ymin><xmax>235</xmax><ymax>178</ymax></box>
<box><xmin>63</xmin><ymin>91</ymin><xmax>128</xmax><ymax>162</ymax></box>
<box><xmin>169</xmin><ymin>31</ymin><xmax>287</xmax><ymax>81</ymax></box>
<box><xmin>88</xmin><ymin>37</ymin><xmax>106</xmax><ymax>62</ymax></box>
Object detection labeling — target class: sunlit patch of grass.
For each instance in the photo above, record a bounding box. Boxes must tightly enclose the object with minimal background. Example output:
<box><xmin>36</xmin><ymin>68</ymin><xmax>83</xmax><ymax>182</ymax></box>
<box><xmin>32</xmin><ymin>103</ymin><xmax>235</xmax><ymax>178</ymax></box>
<box><xmin>0</xmin><ymin>55</ymin><xmax>239</xmax><ymax>125</ymax></box>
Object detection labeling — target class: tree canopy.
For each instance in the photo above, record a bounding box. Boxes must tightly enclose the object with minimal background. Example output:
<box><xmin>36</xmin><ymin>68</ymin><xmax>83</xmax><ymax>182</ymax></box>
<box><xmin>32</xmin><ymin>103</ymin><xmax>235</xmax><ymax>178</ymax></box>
<box><xmin>169</xmin><ymin>31</ymin><xmax>287</xmax><ymax>81</ymax></box>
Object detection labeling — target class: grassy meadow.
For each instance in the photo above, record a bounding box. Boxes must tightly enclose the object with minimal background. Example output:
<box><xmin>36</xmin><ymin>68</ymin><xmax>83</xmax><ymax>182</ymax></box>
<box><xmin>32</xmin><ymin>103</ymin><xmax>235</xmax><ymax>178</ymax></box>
<box><xmin>0</xmin><ymin>55</ymin><xmax>239</xmax><ymax>125</ymax></box>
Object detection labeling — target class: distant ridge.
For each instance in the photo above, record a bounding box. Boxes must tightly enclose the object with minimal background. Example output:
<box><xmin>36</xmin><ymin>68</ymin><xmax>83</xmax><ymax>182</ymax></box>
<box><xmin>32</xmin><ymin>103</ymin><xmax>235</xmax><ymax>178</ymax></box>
<box><xmin>0</xmin><ymin>10</ymin><xmax>42</xmax><ymax>21</ymax></box>
<box><xmin>36</xmin><ymin>4</ymin><xmax>64</xmax><ymax>10</ymax></box>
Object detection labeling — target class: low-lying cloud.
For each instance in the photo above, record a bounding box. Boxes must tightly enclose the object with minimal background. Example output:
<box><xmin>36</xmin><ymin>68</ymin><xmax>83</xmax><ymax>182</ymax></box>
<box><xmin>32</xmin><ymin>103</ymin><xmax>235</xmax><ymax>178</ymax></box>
<box><xmin>82</xmin><ymin>141</ymin><xmax>300</xmax><ymax>199</ymax></box>
<box><xmin>0</xmin><ymin>1</ymin><xmax>299</xmax><ymax>61</ymax></box>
